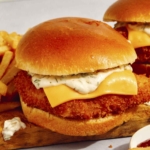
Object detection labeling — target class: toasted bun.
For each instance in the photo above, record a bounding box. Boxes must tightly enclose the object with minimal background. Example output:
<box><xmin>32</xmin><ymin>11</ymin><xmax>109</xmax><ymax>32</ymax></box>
<box><xmin>129</xmin><ymin>148</ymin><xmax>150</xmax><ymax>150</ymax></box>
<box><xmin>20</xmin><ymin>98</ymin><xmax>135</xmax><ymax>136</ymax></box>
<box><xmin>103</xmin><ymin>0</ymin><xmax>150</xmax><ymax>22</ymax></box>
<box><xmin>16</xmin><ymin>17</ymin><xmax>136</xmax><ymax>76</ymax></box>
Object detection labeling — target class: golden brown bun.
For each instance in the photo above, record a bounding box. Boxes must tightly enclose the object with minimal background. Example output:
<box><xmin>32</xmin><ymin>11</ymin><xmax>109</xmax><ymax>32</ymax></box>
<box><xmin>129</xmin><ymin>148</ymin><xmax>150</xmax><ymax>150</ymax></box>
<box><xmin>20</xmin><ymin>98</ymin><xmax>135</xmax><ymax>136</ymax></box>
<box><xmin>103</xmin><ymin>0</ymin><xmax>150</xmax><ymax>22</ymax></box>
<box><xmin>132</xmin><ymin>104</ymin><xmax>150</xmax><ymax>120</ymax></box>
<box><xmin>16</xmin><ymin>17</ymin><xmax>136</xmax><ymax>76</ymax></box>
<box><xmin>132</xmin><ymin>63</ymin><xmax>150</xmax><ymax>76</ymax></box>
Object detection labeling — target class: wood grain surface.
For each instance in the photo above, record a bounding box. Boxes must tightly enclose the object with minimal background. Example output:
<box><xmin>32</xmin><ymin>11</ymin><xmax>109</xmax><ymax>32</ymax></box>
<box><xmin>0</xmin><ymin>105</ymin><xmax>150</xmax><ymax>149</ymax></box>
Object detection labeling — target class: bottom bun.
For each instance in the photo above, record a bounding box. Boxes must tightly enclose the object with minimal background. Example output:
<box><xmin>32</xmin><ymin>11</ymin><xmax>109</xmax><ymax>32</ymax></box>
<box><xmin>1</xmin><ymin>104</ymin><xmax>150</xmax><ymax>149</ymax></box>
<box><xmin>20</xmin><ymin>98</ymin><xmax>136</xmax><ymax>136</ymax></box>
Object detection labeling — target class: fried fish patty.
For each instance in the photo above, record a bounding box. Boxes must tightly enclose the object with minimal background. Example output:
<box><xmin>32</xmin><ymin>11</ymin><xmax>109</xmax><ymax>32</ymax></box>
<box><xmin>15</xmin><ymin>71</ymin><xmax>150</xmax><ymax>120</ymax></box>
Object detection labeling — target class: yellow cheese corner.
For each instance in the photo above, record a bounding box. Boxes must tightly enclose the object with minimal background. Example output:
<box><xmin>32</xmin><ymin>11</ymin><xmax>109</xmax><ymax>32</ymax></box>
<box><xmin>43</xmin><ymin>70</ymin><xmax>137</xmax><ymax>107</ymax></box>
<box><xmin>128</xmin><ymin>27</ymin><xmax>150</xmax><ymax>48</ymax></box>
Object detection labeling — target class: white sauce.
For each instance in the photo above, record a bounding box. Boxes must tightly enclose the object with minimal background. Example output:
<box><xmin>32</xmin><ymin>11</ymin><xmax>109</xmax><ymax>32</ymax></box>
<box><xmin>115</xmin><ymin>22</ymin><xmax>150</xmax><ymax>35</ymax></box>
<box><xmin>30</xmin><ymin>65</ymin><xmax>132</xmax><ymax>94</ymax></box>
<box><xmin>128</xmin><ymin>23</ymin><xmax>150</xmax><ymax>35</ymax></box>
<box><xmin>144</xmin><ymin>101</ymin><xmax>150</xmax><ymax>106</ymax></box>
<box><xmin>2</xmin><ymin>117</ymin><xmax>26</xmax><ymax>141</ymax></box>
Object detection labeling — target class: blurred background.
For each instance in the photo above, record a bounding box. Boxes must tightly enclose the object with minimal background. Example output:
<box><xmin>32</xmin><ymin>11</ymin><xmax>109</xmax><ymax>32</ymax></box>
<box><xmin>0</xmin><ymin>0</ymin><xmax>116</xmax><ymax>34</ymax></box>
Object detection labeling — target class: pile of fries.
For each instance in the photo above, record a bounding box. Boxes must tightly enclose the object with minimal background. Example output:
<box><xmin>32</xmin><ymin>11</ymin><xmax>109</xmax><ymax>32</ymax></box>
<box><xmin>0</xmin><ymin>31</ymin><xmax>22</xmax><ymax>111</ymax></box>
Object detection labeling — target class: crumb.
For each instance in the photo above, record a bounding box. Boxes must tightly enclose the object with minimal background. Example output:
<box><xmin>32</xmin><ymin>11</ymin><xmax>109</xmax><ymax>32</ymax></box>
<box><xmin>108</xmin><ymin>145</ymin><xmax>113</xmax><ymax>148</ymax></box>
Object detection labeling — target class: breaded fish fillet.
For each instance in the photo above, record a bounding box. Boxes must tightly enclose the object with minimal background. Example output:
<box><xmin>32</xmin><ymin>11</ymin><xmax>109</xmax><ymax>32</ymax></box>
<box><xmin>15</xmin><ymin>71</ymin><xmax>150</xmax><ymax>120</ymax></box>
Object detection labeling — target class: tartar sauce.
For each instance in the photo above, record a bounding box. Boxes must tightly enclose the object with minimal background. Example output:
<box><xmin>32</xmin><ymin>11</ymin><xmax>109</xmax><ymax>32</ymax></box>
<box><xmin>2</xmin><ymin>117</ymin><xmax>26</xmax><ymax>141</ymax></box>
<box><xmin>128</xmin><ymin>23</ymin><xmax>150</xmax><ymax>35</ymax></box>
<box><xmin>145</xmin><ymin>101</ymin><xmax>150</xmax><ymax>106</ymax></box>
<box><xmin>115</xmin><ymin>22</ymin><xmax>150</xmax><ymax>35</ymax></box>
<box><xmin>30</xmin><ymin>65</ymin><xmax>132</xmax><ymax>94</ymax></box>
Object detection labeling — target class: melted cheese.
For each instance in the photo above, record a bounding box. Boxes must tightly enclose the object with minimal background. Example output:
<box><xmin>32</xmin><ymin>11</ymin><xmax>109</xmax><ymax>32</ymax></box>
<box><xmin>127</xmin><ymin>27</ymin><xmax>150</xmax><ymax>48</ymax></box>
<box><xmin>31</xmin><ymin>65</ymin><xmax>132</xmax><ymax>94</ymax></box>
<box><xmin>43</xmin><ymin>70</ymin><xmax>137</xmax><ymax>107</ymax></box>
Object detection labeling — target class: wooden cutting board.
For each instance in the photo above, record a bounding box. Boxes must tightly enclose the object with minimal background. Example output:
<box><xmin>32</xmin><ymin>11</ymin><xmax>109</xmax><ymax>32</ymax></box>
<box><xmin>0</xmin><ymin>105</ymin><xmax>150</xmax><ymax>150</ymax></box>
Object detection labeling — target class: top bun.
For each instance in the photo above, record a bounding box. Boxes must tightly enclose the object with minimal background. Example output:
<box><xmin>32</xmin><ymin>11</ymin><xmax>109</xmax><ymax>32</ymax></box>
<box><xmin>103</xmin><ymin>0</ymin><xmax>150</xmax><ymax>22</ymax></box>
<box><xmin>16</xmin><ymin>17</ymin><xmax>136</xmax><ymax>76</ymax></box>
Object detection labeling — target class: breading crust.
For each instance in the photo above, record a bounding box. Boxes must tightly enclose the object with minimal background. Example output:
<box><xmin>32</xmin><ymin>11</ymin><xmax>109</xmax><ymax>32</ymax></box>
<box><xmin>15</xmin><ymin>71</ymin><xmax>150</xmax><ymax>120</ymax></box>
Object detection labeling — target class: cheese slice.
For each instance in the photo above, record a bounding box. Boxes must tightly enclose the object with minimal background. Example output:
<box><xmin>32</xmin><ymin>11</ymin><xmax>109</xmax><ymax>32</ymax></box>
<box><xmin>127</xmin><ymin>27</ymin><xmax>150</xmax><ymax>48</ymax></box>
<box><xmin>43</xmin><ymin>70</ymin><xmax>137</xmax><ymax>107</ymax></box>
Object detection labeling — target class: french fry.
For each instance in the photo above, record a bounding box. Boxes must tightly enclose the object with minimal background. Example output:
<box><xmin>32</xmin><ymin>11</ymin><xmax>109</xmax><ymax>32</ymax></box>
<box><xmin>0</xmin><ymin>30</ymin><xmax>22</xmax><ymax>113</ymax></box>
<box><xmin>0</xmin><ymin>80</ymin><xmax>21</xmax><ymax>112</ymax></box>
<box><xmin>0</xmin><ymin>31</ymin><xmax>8</xmax><ymax>38</ymax></box>
<box><xmin>0</xmin><ymin>101</ymin><xmax>20</xmax><ymax>113</ymax></box>
<box><xmin>8</xmin><ymin>32</ymin><xmax>22</xmax><ymax>49</ymax></box>
<box><xmin>0</xmin><ymin>81</ymin><xmax>7</xmax><ymax>96</ymax></box>
<box><xmin>0</xmin><ymin>36</ymin><xmax>6</xmax><ymax>46</ymax></box>
<box><xmin>0</xmin><ymin>45</ymin><xmax>11</xmax><ymax>56</ymax></box>
<box><xmin>0</xmin><ymin>50</ymin><xmax>13</xmax><ymax>79</ymax></box>
<box><xmin>1</xmin><ymin>58</ymin><xmax>20</xmax><ymax>84</ymax></box>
